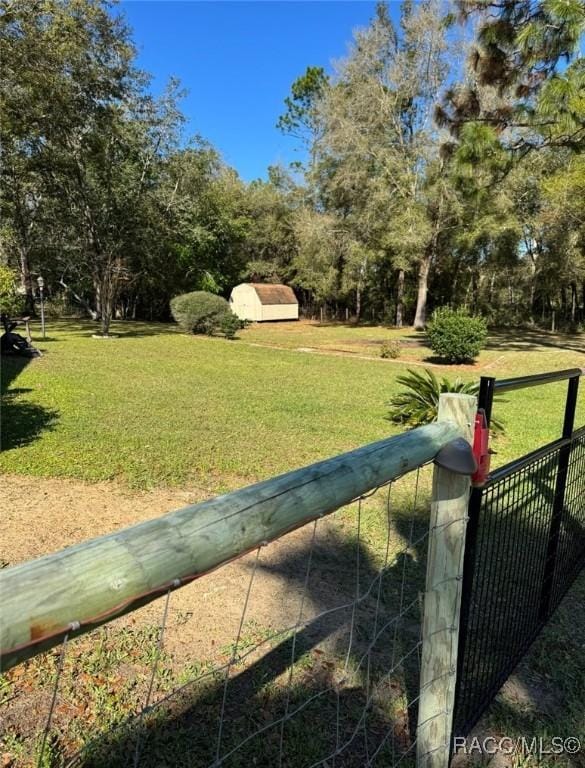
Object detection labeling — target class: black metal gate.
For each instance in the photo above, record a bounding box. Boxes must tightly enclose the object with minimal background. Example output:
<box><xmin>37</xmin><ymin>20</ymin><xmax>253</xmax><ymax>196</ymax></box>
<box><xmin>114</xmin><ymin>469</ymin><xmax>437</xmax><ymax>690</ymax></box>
<box><xmin>453</xmin><ymin>368</ymin><xmax>585</xmax><ymax>737</ymax></box>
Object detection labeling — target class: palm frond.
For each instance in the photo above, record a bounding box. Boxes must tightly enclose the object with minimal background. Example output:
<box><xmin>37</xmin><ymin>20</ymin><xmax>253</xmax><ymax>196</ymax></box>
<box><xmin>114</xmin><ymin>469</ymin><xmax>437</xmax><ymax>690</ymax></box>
<box><xmin>387</xmin><ymin>368</ymin><xmax>505</xmax><ymax>433</ymax></box>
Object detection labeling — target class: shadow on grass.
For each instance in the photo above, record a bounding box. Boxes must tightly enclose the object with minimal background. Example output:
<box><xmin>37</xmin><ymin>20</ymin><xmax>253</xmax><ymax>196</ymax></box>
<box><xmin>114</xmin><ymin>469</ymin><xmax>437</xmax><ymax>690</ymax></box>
<box><xmin>421</xmin><ymin>356</ymin><xmax>481</xmax><ymax>367</ymax></box>
<box><xmin>486</xmin><ymin>329</ymin><xmax>585</xmax><ymax>354</ymax></box>
<box><xmin>0</xmin><ymin>355</ymin><xmax>58</xmax><ymax>451</ymax></box>
<box><xmin>452</xmin><ymin>571</ymin><xmax>585</xmax><ymax>768</ymax></box>
<box><xmin>42</xmin><ymin>320</ymin><xmax>181</xmax><ymax>340</ymax></box>
<box><xmin>6</xmin><ymin>472</ymin><xmax>584</xmax><ymax>767</ymax></box>
<box><xmin>453</xmin><ymin>443</ymin><xmax>585</xmax><ymax>740</ymax></box>
<box><xmin>62</xmin><ymin>508</ymin><xmax>428</xmax><ymax>768</ymax></box>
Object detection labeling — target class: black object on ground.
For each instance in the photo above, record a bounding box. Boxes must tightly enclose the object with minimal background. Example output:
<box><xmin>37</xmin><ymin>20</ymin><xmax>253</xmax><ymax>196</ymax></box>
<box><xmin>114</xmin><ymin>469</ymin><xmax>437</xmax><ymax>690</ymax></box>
<box><xmin>0</xmin><ymin>314</ymin><xmax>41</xmax><ymax>357</ymax></box>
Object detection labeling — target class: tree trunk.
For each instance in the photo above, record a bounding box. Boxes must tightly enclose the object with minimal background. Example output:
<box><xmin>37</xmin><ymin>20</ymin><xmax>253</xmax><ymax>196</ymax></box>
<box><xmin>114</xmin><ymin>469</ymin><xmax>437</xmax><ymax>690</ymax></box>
<box><xmin>357</xmin><ymin>256</ymin><xmax>367</xmax><ymax>324</ymax></box>
<box><xmin>488</xmin><ymin>274</ymin><xmax>495</xmax><ymax>306</ymax></box>
<box><xmin>396</xmin><ymin>269</ymin><xmax>405</xmax><ymax>327</ymax></box>
<box><xmin>94</xmin><ymin>277</ymin><xmax>102</xmax><ymax>319</ymax></box>
<box><xmin>58</xmin><ymin>280</ymin><xmax>99</xmax><ymax>320</ymax></box>
<box><xmin>571</xmin><ymin>281</ymin><xmax>577</xmax><ymax>324</ymax></box>
<box><xmin>96</xmin><ymin>258</ymin><xmax>119</xmax><ymax>336</ymax></box>
<box><xmin>414</xmin><ymin>170</ymin><xmax>445</xmax><ymax>330</ymax></box>
<box><xmin>100</xmin><ymin>287</ymin><xmax>113</xmax><ymax>336</ymax></box>
<box><xmin>528</xmin><ymin>251</ymin><xmax>537</xmax><ymax>322</ymax></box>
<box><xmin>413</xmin><ymin>255</ymin><xmax>431</xmax><ymax>329</ymax></box>
<box><xmin>474</xmin><ymin>271</ymin><xmax>481</xmax><ymax>309</ymax></box>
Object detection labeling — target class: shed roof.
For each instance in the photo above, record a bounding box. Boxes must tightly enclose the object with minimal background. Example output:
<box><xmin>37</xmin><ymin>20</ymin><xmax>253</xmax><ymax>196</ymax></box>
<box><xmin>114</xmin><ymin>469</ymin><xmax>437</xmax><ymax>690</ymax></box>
<box><xmin>249</xmin><ymin>284</ymin><xmax>297</xmax><ymax>305</ymax></box>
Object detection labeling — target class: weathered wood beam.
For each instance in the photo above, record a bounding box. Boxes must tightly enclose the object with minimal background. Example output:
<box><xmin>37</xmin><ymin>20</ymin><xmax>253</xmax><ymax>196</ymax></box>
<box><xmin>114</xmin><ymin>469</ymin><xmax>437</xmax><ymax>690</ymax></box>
<box><xmin>1</xmin><ymin>421</ymin><xmax>461</xmax><ymax>671</ymax></box>
<box><xmin>417</xmin><ymin>394</ymin><xmax>477</xmax><ymax>768</ymax></box>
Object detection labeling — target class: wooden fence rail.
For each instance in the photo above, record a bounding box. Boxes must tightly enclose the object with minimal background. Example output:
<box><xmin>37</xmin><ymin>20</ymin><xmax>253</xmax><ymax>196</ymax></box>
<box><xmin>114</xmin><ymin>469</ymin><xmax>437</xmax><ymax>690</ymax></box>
<box><xmin>0</xmin><ymin>421</ymin><xmax>462</xmax><ymax>671</ymax></box>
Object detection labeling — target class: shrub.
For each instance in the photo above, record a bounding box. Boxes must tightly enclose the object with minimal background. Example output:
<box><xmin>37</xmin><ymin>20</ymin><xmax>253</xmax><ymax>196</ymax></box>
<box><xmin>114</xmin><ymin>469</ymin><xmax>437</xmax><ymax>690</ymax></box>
<box><xmin>170</xmin><ymin>291</ymin><xmax>230</xmax><ymax>335</ymax></box>
<box><xmin>220</xmin><ymin>312</ymin><xmax>244</xmax><ymax>340</ymax></box>
<box><xmin>387</xmin><ymin>368</ymin><xmax>504</xmax><ymax>432</ymax></box>
<box><xmin>426</xmin><ymin>307</ymin><xmax>488</xmax><ymax>363</ymax></box>
<box><xmin>380</xmin><ymin>339</ymin><xmax>401</xmax><ymax>359</ymax></box>
<box><xmin>0</xmin><ymin>265</ymin><xmax>23</xmax><ymax>317</ymax></box>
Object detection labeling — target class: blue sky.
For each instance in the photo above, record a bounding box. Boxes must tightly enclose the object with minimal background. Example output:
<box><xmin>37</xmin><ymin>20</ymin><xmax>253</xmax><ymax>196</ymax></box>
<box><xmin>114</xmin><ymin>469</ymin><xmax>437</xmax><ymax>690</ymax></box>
<box><xmin>120</xmin><ymin>1</ymin><xmax>397</xmax><ymax>180</ymax></box>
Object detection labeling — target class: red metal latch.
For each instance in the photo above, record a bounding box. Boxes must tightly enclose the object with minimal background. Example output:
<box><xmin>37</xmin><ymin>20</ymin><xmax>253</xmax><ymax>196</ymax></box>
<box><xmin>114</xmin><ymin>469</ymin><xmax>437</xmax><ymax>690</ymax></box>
<box><xmin>472</xmin><ymin>409</ymin><xmax>491</xmax><ymax>486</ymax></box>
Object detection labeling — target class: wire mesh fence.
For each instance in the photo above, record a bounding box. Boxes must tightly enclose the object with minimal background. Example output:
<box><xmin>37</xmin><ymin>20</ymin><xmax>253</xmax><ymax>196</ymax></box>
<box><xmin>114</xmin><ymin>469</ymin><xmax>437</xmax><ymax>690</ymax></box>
<box><xmin>4</xmin><ymin>371</ymin><xmax>585</xmax><ymax>768</ymax></box>
<box><xmin>453</xmin><ymin>425</ymin><xmax>585</xmax><ymax>738</ymax></box>
<box><xmin>0</xmin><ymin>463</ymin><xmax>455</xmax><ymax>768</ymax></box>
<box><xmin>551</xmin><ymin>427</ymin><xmax>585</xmax><ymax>607</ymax></box>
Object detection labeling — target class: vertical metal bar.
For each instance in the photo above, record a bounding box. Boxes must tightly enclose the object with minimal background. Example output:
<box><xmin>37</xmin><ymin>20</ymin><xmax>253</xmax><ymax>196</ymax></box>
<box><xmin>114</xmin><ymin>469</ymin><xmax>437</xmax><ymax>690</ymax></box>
<box><xmin>478</xmin><ymin>376</ymin><xmax>496</xmax><ymax>428</ymax></box>
<box><xmin>562</xmin><ymin>376</ymin><xmax>579</xmax><ymax>440</ymax></box>
<box><xmin>452</xmin><ymin>376</ymin><xmax>495</xmax><ymax>739</ymax></box>
<box><xmin>538</xmin><ymin>375</ymin><xmax>579</xmax><ymax>620</ymax></box>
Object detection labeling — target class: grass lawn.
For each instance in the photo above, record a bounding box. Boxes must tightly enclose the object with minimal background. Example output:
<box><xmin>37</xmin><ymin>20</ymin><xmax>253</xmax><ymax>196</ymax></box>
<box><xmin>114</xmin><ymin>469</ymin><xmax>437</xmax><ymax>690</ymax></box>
<box><xmin>1</xmin><ymin>318</ymin><xmax>584</xmax><ymax>767</ymax></box>
<box><xmin>2</xmin><ymin>319</ymin><xmax>585</xmax><ymax>490</ymax></box>
<box><xmin>242</xmin><ymin>318</ymin><xmax>585</xmax><ymax>370</ymax></box>
<box><xmin>475</xmin><ymin>569</ymin><xmax>585</xmax><ymax>768</ymax></box>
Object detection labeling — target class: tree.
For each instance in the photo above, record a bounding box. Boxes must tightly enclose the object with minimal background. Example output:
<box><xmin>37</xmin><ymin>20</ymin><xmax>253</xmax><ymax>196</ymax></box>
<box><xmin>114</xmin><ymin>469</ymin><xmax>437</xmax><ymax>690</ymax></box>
<box><xmin>2</xmin><ymin>0</ymin><xmax>581</xmax><ymax>334</ymax></box>
<box><xmin>277</xmin><ymin>66</ymin><xmax>329</xmax><ymax>147</ymax></box>
<box><xmin>292</xmin><ymin>208</ymin><xmax>341</xmax><ymax>311</ymax></box>
<box><xmin>241</xmin><ymin>167</ymin><xmax>299</xmax><ymax>284</ymax></box>
<box><xmin>0</xmin><ymin>0</ymin><xmax>185</xmax><ymax>334</ymax></box>
<box><xmin>0</xmin><ymin>264</ymin><xmax>23</xmax><ymax>317</ymax></box>
<box><xmin>439</xmin><ymin>0</ymin><xmax>585</xmax><ymax>155</ymax></box>
<box><xmin>539</xmin><ymin>152</ymin><xmax>585</xmax><ymax>323</ymax></box>
<box><xmin>285</xmin><ymin>1</ymin><xmax>453</xmax><ymax>326</ymax></box>
<box><xmin>155</xmin><ymin>143</ymin><xmax>248</xmax><ymax>299</ymax></box>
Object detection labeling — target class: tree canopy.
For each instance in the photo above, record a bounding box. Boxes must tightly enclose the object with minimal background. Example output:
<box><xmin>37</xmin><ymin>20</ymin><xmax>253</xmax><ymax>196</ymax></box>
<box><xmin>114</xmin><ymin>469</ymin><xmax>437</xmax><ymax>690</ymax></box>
<box><xmin>1</xmin><ymin>0</ymin><xmax>584</xmax><ymax>332</ymax></box>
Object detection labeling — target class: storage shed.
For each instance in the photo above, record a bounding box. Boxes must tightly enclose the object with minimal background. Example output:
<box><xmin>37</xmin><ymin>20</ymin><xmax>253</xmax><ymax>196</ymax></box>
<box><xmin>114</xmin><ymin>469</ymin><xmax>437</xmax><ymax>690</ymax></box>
<box><xmin>230</xmin><ymin>283</ymin><xmax>299</xmax><ymax>322</ymax></box>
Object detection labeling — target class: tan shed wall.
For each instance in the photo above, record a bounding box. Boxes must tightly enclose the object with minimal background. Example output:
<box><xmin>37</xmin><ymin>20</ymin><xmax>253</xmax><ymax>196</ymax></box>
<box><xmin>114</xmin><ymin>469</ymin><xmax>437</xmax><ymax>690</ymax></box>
<box><xmin>230</xmin><ymin>284</ymin><xmax>262</xmax><ymax>322</ymax></box>
<box><xmin>259</xmin><ymin>303</ymin><xmax>299</xmax><ymax>321</ymax></box>
<box><xmin>230</xmin><ymin>283</ymin><xmax>299</xmax><ymax>322</ymax></box>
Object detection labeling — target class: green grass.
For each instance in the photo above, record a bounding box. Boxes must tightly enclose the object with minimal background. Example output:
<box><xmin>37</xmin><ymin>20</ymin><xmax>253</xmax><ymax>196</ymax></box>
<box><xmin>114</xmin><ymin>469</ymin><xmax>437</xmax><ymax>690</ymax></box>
<box><xmin>2</xmin><ymin>319</ymin><xmax>585</xmax><ymax>766</ymax></box>
<box><xmin>1</xmin><ymin>320</ymin><xmax>401</xmax><ymax>489</ymax></box>
<box><xmin>478</xmin><ymin>571</ymin><xmax>585</xmax><ymax>768</ymax></box>
<box><xmin>242</xmin><ymin>319</ymin><xmax>585</xmax><ymax>368</ymax></box>
<box><xmin>2</xmin><ymin>319</ymin><xmax>585</xmax><ymax>490</ymax></box>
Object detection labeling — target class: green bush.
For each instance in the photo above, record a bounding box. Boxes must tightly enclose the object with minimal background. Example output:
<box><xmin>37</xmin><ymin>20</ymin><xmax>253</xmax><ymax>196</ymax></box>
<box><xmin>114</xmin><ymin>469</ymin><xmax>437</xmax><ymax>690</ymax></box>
<box><xmin>220</xmin><ymin>312</ymin><xmax>244</xmax><ymax>340</ymax></box>
<box><xmin>0</xmin><ymin>265</ymin><xmax>24</xmax><ymax>317</ymax></box>
<box><xmin>380</xmin><ymin>339</ymin><xmax>401</xmax><ymax>359</ymax></box>
<box><xmin>426</xmin><ymin>307</ymin><xmax>488</xmax><ymax>363</ymax></box>
<box><xmin>387</xmin><ymin>368</ymin><xmax>504</xmax><ymax>432</ymax></box>
<box><xmin>170</xmin><ymin>291</ymin><xmax>231</xmax><ymax>335</ymax></box>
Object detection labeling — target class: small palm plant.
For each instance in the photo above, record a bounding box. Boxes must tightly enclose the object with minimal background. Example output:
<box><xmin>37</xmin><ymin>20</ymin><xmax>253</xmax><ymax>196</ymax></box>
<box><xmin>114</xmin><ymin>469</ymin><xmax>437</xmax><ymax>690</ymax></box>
<box><xmin>388</xmin><ymin>368</ymin><xmax>504</xmax><ymax>432</ymax></box>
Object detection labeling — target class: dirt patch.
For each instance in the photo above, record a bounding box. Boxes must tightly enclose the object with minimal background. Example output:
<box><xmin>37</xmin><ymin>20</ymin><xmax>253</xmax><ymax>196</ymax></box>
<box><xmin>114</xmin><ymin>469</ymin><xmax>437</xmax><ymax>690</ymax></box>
<box><xmin>0</xmin><ymin>475</ymin><xmax>356</xmax><ymax>665</ymax></box>
<box><xmin>0</xmin><ymin>475</ymin><xmax>207</xmax><ymax>566</ymax></box>
<box><xmin>1</xmin><ymin>473</ymin><xmax>426</xmax><ymax>767</ymax></box>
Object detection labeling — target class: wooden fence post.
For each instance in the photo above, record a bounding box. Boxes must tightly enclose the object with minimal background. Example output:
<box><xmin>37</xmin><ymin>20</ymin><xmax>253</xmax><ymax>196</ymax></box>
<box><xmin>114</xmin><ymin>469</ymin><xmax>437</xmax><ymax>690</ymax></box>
<box><xmin>417</xmin><ymin>393</ymin><xmax>477</xmax><ymax>768</ymax></box>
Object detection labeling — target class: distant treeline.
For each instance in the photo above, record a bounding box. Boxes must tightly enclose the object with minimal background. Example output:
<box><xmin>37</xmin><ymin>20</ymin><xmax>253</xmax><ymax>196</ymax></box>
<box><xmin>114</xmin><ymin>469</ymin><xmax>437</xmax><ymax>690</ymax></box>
<box><xmin>1</xmin><ymin>0</ymin><xmax>584</xmax><ymax>334</ymax></box>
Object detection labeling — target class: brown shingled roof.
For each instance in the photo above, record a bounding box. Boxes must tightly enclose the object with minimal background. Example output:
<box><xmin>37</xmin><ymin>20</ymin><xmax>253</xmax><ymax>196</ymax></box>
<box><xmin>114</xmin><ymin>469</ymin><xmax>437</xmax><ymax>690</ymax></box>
<box><xmin>250</xmin><ymin>284</ymin><xmax>297</xmax><ymax>305</ymax></box>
